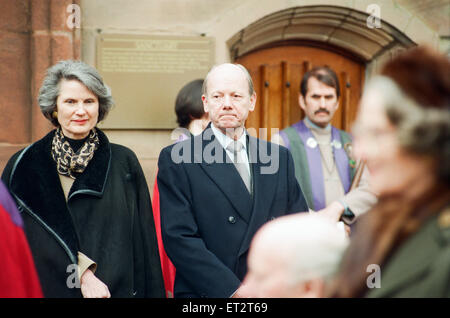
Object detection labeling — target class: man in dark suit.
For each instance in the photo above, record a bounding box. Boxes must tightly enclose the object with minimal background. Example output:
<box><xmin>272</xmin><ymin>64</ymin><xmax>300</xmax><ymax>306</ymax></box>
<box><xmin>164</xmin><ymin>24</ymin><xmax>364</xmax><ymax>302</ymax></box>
<box><xmin>157</xmin><ymin>63</ymin><xmax>309</xmax><ymax>298</ymax></box>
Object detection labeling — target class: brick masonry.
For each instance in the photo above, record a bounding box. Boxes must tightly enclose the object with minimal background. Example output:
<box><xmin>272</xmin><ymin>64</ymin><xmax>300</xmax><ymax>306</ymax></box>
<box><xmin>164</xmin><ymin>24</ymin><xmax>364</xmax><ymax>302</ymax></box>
<box><xmin>0</xmin><ymin>0</ymin><xmax>80</xmax><ymax>175</ymax></box>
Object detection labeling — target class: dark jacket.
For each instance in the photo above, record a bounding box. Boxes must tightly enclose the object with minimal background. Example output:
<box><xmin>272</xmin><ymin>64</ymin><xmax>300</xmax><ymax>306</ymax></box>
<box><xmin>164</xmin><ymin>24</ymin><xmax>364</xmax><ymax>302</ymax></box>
<box><xmin>366</xmin><ymin>204</ymin><xmax>450</xmax><ymax>298</ymax></box>
<box><xmin>157</xmin><ymin>126</ymin><xmax>309</xmax><ymax>297</ymax></box>
<box><xmin>1</xmin><ymin>129</ymin><xmax>165</xmax><ymax>298</ymax></box>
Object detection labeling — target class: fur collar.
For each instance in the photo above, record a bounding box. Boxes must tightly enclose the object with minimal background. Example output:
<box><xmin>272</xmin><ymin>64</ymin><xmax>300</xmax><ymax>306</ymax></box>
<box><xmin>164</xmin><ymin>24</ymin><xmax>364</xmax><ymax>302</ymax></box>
<box><xmin>8</xmin><ymin>129</ymin><xmax>111</xmax><ymax>257</ymax></box>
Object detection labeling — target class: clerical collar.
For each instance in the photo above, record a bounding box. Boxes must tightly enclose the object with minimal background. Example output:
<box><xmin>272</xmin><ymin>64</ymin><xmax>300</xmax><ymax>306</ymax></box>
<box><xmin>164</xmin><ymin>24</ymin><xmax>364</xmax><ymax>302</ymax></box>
<box><xmin>211</xmin><ymin>124</ymin><xmax>247</xmax><ymax>151</ymax></box>
<box><xmin>304</xmin><ymin>117</ymin><xmax>331</xmax><ymax>132</ymax></box>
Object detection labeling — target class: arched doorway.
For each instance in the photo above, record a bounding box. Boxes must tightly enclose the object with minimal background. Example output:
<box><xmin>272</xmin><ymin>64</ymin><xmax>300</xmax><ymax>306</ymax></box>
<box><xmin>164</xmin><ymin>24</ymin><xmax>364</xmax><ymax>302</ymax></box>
<box><xmin>228</xmin><ymin>5</ymin><xmax>415</xmax><ymax>139</ymax></box>
<box><xmin>237</xmin><ymin>43</ymin><xmax>365</xmax><ymax>140</ymax></box>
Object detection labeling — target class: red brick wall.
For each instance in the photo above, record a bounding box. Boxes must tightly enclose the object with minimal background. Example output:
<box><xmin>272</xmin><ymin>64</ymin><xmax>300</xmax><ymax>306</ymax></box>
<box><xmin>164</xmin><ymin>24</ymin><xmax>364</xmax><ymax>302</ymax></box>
<box><xmin>0</xmin><ymin>0</ymin><xmax>32</xmax><ymax>145</ymax></box>
<box><xmin>0</xmin><ymin>0</ymin><xmax>80</xmax><ymax>174</ymax></box>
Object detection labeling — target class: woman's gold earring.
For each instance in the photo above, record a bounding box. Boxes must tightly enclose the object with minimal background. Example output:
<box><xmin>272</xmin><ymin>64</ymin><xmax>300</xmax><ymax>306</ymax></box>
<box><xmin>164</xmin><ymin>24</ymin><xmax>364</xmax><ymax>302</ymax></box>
<box><xmin>52</xmin><ymin>111</ymin><xmax>58</xmax><ymax>119</ymax></box>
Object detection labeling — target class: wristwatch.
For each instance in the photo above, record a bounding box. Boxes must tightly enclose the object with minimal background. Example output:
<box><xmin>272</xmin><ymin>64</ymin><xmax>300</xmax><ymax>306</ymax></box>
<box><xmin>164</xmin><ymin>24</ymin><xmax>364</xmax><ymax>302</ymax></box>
<box><xmin>338</xmin><ymin>199</ymin><xmax>355</xmax><ymax>221</ymax></box>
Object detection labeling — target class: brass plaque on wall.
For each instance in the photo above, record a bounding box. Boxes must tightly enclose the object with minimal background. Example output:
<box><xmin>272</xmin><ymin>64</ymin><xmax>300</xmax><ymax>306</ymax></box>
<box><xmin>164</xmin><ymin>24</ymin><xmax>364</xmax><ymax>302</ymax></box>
<box><xmin>96</xmin><ymin>34</ymin><xmax>214</xmax><ymax>129</ymax></box>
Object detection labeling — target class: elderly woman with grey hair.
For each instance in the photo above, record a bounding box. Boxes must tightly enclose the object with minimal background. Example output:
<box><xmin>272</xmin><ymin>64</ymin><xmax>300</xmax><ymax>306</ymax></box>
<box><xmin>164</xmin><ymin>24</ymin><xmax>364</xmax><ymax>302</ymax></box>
<box><xmin>1</xmin><ymin>60</ymin><xmax>165</xmax><ymax>298</ymax></box>
<box><xmin>330</xmin><ymin>46</ymin><xmax>450</xmax><ymax>298</ymax></box>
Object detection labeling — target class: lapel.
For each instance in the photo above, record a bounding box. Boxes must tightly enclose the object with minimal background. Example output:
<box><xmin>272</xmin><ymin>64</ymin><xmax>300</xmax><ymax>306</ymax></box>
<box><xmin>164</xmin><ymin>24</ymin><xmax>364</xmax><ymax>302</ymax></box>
<box><xmin>7</xmin><ymin>129</ymin><xmax>111</xmax><ymax>258</ymax></box>
<box><xmin>237</xmin><ymin>135</ymin><xmax>279</xmax><ymax>257</ymax></box>
<box><xmin>367</xmin><ymin>215</ymin><xmax>442</xmax><ymax>297</ymax></box>
<box><xmin>68</xmin><ymin>129</ymin><xmax>111</xmax><ymax>200</ymax></box>
<box><xmin>198</xmin><ymin>126</ymin><xmax>253</xmax><ymax>223</ymax></box>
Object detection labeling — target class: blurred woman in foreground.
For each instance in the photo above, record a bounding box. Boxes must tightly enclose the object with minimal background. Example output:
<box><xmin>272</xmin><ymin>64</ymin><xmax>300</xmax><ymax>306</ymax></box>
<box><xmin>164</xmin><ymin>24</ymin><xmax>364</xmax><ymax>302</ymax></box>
<box><xmin>330</xmin><ymin>46</ymin><xmax>450</xmax><ymax>297</ymax></box>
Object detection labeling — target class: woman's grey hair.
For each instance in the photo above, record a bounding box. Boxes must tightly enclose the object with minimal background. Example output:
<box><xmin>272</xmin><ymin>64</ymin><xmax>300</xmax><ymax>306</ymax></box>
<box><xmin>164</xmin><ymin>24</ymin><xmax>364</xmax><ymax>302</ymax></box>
<box><xmin>202</xmin><ymin>63</ymin><xmax>255</xmax><ymax>97</ymax></box>
<box><xmin>365</xmin><ymin>76</ymin><xmax>450</xmax><ymax>182</ymax></box>
<box><xmin>38</xmin><ymin>60</ymin><xmax>114</xmax><ymax>126</ymax></box>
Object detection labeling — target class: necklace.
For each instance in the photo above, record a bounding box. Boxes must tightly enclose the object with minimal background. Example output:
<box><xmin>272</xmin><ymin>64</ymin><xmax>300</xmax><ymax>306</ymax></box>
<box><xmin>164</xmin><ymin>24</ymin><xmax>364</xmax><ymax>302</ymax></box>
<box><xmin>318</xmin><ymin>144</ymin><xmax>336</xmax><ymax>175</ymax></box>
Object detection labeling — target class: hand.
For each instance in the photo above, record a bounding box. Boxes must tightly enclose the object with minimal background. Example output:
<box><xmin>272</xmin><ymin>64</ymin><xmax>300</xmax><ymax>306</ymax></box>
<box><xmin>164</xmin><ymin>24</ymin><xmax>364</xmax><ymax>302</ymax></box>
<box><xmin>318</xmin><ymin>203</ymin><xmax>352</xmax><ymax>237</ymax></box>
<box><xmin>80</xmin><ymin>269</ymin><xmax>111</xmax><ymax>298</ymax></box>
<box><xmin>231</xmin><ymin>284</ymin><xmax>250</xmax><ymax>298</ymax></box>
<box><xmin>315</xmin><ymin>201</ymin><xmax>345</xmax><ymax>222</ymax></box>
<box><xmin>336</xmin><ymin>221</ymin><xmax>352</xmax><ymax>237</ymax></box>
<box><xmin>344</xmin><ymin>224</ymin><xmax>351</xmax><ymax>236</ymax></box>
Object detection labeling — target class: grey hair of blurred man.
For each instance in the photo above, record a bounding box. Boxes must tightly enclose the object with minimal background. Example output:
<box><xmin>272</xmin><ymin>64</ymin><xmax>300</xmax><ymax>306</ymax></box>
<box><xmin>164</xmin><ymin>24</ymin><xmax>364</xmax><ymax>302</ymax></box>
<box><xmin>252</xmin><ymin>214</ymin><xmax>349</xmax><ymax>286</ymax></box>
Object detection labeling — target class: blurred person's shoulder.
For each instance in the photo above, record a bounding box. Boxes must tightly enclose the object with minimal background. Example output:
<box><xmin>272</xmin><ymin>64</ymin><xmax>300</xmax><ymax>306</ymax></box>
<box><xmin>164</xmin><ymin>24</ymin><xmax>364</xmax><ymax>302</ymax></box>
<box><xmin>367</xmin><ymin>204</ymin><xmax>450</xmax><ymax>298</ymax></box>
<box><xmin>437</xmin><ymin>205</ymin><xmax>450</xmax><ymax>242</ymax></box>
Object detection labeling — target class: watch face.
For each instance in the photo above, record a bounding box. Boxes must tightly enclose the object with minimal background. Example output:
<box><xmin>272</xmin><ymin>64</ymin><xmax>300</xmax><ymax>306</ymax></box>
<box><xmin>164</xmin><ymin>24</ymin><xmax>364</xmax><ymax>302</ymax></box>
<box><xmin>343</xmin><ymin>209</ymin><xmax>354</xmax><ymax>217</ymax></box>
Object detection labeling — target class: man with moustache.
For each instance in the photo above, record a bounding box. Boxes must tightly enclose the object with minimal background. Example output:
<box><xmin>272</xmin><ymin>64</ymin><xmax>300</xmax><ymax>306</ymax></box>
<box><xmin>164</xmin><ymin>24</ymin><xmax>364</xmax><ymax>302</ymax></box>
<box><xmin>272</xmin><ymin>66</ymin><xmax>376</xmax><ymax>224</ymax></box>
<box><xmin>157</xmin><ymin>63</ymin><xmax>308</xmax><ymax>298</ymax></box>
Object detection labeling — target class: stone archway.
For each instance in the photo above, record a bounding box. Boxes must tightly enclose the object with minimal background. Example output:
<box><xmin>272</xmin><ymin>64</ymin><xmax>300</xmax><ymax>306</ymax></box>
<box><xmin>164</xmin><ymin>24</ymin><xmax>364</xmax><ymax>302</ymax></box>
<box><xmin>227</xmin><ymin>5</ymin><xmax>415</xmax><ymax>64</ymax></box>
<box><xmin>226</xmin><ymin>5</ymin><xmax>416</xmax><ymax>139</ymax></box>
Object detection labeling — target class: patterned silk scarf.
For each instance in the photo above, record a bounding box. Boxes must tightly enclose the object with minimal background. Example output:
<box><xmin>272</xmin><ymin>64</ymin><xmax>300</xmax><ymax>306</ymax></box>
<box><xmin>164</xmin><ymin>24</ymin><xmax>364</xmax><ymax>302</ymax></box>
<box><xmin>51</xmin><ymin>127</ymin><xmax>99</xmax><ymax>179</ymax></box>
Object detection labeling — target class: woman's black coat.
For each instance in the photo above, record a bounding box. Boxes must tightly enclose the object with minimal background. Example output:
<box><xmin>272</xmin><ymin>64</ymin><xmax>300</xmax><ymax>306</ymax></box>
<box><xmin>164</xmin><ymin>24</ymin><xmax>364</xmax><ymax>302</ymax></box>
<box><xmin>1</xmin><ymin>129</ymin><xmax>165</xmax><ymax>298</ymax></box>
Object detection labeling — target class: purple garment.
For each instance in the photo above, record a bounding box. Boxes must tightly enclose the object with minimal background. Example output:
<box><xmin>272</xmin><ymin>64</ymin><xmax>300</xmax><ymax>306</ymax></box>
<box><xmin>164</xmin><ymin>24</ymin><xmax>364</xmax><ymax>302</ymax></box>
<box><xmin>0</xmin><ymin>180</ymin><xmax>23</xmax><ymax>228</ymax></box>
<box><xmin>293</xmin><ymin>121</ymin><xmax>351</xmax><ymax>210</ymax></box>
<box><xmin>279</xmin><ymin>130</ymin><xmax>291</xmax><ymax>150</ymax></box>
<box><xmin>176</xmin><ymin>133</ymin><xmax>190</xmax><ymax>143</ymax></box>
<box><xmin>331</xmin><ymin>127</ymin><xmax>351</xmax><ymax>194</ymax></box>
<box><xmin>293</xmin><ymin>121</ymin><xmax>326</xmax><ymax>210</ymax></box>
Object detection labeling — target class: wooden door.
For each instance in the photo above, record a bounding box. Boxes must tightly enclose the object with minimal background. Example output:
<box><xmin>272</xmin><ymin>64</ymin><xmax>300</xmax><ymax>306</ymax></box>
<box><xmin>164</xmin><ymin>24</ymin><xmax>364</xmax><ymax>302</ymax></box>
<box><xmin>236</xmin><ymin>45</ymin><xmax>365</xmax><ymax>140</ymax></box>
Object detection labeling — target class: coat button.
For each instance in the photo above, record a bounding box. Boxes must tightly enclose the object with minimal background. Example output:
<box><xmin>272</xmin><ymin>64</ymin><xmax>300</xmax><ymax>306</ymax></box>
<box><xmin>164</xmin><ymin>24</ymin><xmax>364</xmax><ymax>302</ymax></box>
<box><xmin>228</xmin><ymin>216</ymin><xmax>236</xmax><ymax>224</ymax></box>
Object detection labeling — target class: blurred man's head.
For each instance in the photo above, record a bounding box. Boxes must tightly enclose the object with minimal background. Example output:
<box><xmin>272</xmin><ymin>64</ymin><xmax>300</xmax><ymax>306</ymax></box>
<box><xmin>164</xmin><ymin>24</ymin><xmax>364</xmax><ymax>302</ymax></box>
<box><xmin>242</xmin><ymin>214</ymin><xmax>349</xmax><ymax>298</ymax></box>
<box><xmin>299</xmin><ymin>66</ymin><xmax>340</xmax><ymax>128</ymax></box>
